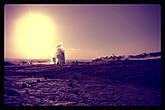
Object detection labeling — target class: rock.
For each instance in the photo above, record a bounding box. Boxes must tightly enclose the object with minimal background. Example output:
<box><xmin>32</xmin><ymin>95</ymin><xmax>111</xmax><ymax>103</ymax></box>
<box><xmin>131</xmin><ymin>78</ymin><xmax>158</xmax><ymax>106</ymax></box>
<box><xmin>25</xmin><ymin>90</ymin><xmax>28</xmax><ymax>94</ymax></box>
<box><xmin>73</xmin><ymin>90</ymin><xmax>79</xmax><ymax>95</ymax></box>
<box><xmin>37</xmin><ymin>79</ymin><xmax>40</xmax><ymax>83</ymax></box>
<box><xmin>22</xmin><ymin>84</ymin><xmax>27</xmax><ymax>88</ymax></box>
<box><xmin>73</xmin><ymin>76</ymin><xmax>78</xmax><ymax>80</ymax></box>
<box><xmin>69</xmin><ymin>81</ymin><xmax>74</xmax><ymax>88</ymax></box>
<box><xmin>44</xmin><ymin>76</ymin><xmax>48</xmax><ymax>80</ymax></box>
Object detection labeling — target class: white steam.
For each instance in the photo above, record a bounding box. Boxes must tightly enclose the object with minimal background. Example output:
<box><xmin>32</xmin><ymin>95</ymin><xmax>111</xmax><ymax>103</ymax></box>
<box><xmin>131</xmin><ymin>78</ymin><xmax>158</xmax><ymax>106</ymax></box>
<box><xmin>56</xmin><ymin>42</ymin><xmax>65</xmax><ymax>66</ymax></box>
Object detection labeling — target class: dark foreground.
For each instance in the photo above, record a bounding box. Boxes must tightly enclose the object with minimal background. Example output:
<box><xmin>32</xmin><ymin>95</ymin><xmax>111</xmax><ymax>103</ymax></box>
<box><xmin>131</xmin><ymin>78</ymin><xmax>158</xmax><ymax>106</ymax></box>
<box><xmin>4</xmin><ymin>59</ymin><xmax>161</xmax><ymax>106</ymax></box>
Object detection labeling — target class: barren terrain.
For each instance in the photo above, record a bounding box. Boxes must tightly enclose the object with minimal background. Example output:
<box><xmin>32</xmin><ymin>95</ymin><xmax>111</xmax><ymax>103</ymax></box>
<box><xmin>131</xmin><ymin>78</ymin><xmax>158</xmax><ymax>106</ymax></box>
<box><xmin>4</xmin><ymin>59</ymin><xmax>161</xmax><ymax>106</ymax></box>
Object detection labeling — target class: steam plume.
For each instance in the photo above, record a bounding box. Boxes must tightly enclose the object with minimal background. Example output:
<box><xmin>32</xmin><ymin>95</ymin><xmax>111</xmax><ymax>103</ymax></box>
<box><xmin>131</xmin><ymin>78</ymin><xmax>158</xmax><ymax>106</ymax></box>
<box><xmin>56</xmin><ymin>42</ymin><xmax>65</xmax><ymax>66</ymax></box>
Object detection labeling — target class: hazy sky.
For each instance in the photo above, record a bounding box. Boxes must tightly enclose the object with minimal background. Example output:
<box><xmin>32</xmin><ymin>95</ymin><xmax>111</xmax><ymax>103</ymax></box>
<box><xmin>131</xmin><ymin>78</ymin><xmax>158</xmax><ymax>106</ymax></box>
<box><xmin>4</xmin><ymin>4</ymin><xmax>161</xmax><ymax>60</ymax></box>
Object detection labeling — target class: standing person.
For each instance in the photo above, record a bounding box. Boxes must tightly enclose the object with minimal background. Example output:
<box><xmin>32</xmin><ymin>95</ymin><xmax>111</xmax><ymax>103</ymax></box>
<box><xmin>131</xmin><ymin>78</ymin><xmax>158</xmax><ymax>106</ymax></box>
<box><xmin>53</xmin><ymin>57</ymin><xmax>56</xmax><ymax>64</ymax></box>
<box><xmin>75</xmin><ymin>60</ymin><xmax>78</xmax><ymax>66</ymax></box>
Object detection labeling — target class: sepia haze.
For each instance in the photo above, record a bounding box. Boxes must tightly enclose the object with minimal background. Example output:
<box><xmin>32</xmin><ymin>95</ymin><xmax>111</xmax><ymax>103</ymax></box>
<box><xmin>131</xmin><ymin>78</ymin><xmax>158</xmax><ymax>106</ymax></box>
<box><xmin>4</xmin><ymin>4</ymin><xmax>161</xmax><ymax>60</ymax></box>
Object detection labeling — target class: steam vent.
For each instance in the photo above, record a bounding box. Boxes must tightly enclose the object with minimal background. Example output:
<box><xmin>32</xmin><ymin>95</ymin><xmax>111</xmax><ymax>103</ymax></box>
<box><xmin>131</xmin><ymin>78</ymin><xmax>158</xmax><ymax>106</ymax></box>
<box><xmin>56</xmin><ymin>44</ymin><xmax>65</xmax><ymax>66</ymax></box>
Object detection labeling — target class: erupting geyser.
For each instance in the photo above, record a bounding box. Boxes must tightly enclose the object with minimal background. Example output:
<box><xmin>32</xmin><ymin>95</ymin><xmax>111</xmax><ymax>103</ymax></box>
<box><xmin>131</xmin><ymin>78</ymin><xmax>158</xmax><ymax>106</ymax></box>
<box><xmin>56</xmin><ymin>42</ymin><xmax>65</xmax><ymax>66</ymax></box>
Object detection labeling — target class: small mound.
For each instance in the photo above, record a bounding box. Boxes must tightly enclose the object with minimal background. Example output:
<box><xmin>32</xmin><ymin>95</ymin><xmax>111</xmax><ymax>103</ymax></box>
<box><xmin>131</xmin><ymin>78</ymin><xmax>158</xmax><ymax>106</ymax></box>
<box><xmin>4</xmin><ymin>61</ymin><xmax>15</xmax><ymax>66</ymax></box>
<box><xmin>5</xmin><ymin>89</ymin><xmax>20</xmax><ymax>96</ymax></box>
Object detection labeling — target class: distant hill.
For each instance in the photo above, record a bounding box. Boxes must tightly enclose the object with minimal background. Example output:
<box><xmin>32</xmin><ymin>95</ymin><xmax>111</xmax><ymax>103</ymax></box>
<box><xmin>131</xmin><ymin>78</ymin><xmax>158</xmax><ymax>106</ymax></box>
<box><xmin>92</xmin><ymin>51</ymin><xmax>161</xmax><ymax>63</ymax></box>
<box><xmin>128</xmin><ymin>52</ymin><xmax>161</xmax><ymax>59</ymax></box>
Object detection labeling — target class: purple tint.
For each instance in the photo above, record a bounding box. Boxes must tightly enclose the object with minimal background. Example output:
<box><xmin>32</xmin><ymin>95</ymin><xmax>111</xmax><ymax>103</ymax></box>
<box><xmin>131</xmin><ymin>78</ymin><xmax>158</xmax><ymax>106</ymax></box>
<box><xmin>4</xmin><ymin>4</ymin><xmax>161</xmax><ymax>59</ymax></box>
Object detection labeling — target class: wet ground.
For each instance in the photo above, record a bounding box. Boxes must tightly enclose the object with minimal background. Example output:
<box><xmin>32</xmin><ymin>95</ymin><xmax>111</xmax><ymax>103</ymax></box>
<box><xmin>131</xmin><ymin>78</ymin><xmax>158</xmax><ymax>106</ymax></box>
<box><xmin>4</xmin><ymin>59</ymin><xmax>161</xmax><ymax>106</ymax></box>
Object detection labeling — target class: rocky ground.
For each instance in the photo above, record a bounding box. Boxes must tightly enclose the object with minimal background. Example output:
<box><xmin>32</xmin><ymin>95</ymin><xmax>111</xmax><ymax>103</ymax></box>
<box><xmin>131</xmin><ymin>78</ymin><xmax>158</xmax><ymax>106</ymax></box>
<box><xmin>4</xmin><ymin>59</ymin><xmax>161</xmax><ymax>106</ymax></box>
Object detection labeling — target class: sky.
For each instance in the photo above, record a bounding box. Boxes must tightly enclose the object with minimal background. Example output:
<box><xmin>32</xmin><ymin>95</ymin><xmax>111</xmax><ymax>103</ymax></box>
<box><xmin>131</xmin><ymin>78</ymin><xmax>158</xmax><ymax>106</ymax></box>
<box><xmin>4</xmin><ymin>4</ymin><xmax>161</xmax><ymax>60</ymax></box>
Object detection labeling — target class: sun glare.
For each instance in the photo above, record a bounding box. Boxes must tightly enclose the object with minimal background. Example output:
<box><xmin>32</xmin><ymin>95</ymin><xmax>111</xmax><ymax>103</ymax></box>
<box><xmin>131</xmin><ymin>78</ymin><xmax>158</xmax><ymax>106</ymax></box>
<box><xmin>13</xmin><ymin>12</ymin><xmax>56</xmax><ymax>59</ymax></box>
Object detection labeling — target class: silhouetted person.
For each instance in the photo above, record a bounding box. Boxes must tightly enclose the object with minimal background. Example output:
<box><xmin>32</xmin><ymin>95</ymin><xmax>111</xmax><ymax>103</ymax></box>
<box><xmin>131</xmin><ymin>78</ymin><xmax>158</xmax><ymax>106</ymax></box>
<box><xmin>75</xmin><ymin>60</ymin><xmax>78</xmax><ymax>66</ymax></box>
<box><xmin>53</xmin><ymin>57</ymin><xmax>56</xmax><ymax>64</ymax></box>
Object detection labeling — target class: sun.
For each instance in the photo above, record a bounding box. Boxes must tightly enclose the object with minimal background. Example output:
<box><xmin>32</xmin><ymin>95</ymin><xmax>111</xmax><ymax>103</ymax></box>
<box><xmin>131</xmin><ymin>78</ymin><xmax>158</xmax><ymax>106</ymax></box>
<box><xmin>13</xmin><ymin>12</ymin><xmax>57</xmax><ymax>59</ymax></box>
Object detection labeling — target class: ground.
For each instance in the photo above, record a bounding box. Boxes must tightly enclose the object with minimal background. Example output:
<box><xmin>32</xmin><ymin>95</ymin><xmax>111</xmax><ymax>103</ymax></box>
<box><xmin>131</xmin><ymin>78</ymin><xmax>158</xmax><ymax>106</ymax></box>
<box><xmin>4</xmin><ymin>59</ymin><xmax>161</xmax><ymax>106</ymax></box>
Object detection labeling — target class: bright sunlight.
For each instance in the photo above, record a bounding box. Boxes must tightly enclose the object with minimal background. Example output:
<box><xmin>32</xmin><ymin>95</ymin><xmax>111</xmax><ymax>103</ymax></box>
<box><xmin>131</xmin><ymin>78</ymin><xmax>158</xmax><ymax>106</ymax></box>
<box><xmin>13</xmin><ymin>12</ymin><xmax>56</xmax><ymax>59</ymax></box>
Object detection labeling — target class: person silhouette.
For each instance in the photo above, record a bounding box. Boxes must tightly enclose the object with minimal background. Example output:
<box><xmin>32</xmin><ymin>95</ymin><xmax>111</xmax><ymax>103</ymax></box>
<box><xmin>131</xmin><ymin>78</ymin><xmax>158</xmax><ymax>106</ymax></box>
<box><xmin>53</xmin><ymin>57</ymin><xmax>56</xmax><ymax>64</ymax></box>
<box><xmin>75</xmin><ymin>60</ymin><xmax>78</xmax><ymax>66</ymax></box>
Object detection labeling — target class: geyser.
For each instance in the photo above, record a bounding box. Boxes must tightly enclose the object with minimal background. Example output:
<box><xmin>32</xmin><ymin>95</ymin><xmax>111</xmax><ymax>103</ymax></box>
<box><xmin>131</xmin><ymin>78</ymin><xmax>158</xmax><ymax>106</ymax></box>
<box><xmin>56</xmin><ymin>42</ymin><xmax>65</xmax><ymax>66</ymax></box>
